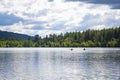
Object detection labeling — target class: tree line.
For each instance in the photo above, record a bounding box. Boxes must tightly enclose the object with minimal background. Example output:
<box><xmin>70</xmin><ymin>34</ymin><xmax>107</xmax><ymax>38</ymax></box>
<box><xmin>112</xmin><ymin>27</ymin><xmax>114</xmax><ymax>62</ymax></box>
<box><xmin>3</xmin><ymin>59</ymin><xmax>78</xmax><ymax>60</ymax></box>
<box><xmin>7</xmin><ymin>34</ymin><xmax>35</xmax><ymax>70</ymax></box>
<box><xmin>0</xmin><ymin>27</ymin><xmax>120</xmax><ymax>47</ymax></box>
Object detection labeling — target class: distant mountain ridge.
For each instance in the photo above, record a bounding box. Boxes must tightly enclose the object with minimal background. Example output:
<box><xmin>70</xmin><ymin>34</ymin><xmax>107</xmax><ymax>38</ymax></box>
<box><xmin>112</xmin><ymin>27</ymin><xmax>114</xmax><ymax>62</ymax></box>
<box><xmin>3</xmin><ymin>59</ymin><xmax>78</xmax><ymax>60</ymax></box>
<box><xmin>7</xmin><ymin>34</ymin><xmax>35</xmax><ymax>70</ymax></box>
<box><xmin>0</xmin><ymin>30</ymin><xmax>32</xmax><ymax>40</ymax></box>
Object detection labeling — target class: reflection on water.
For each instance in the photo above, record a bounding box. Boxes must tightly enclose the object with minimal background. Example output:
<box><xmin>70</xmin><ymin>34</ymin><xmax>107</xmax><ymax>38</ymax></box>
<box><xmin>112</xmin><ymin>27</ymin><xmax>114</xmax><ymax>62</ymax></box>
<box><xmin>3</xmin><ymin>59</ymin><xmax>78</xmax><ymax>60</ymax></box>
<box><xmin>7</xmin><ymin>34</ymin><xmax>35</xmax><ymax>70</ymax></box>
<box><xmin>0</xmin><ymin>48</ymin><xmax>120</xmax><ymax>80</ymax></box>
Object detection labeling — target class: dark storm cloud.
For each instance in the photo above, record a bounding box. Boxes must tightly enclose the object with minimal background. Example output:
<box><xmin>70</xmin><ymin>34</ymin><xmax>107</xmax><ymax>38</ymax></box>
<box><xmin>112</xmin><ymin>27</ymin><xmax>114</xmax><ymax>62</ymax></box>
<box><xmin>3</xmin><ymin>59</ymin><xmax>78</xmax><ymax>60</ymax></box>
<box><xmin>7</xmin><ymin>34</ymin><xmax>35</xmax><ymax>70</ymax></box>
<box><xmin>65</xmin><ymin>0</ymin><xmax>120</xmax><ymax>9</ymax></box>
<box><xmin>0</xmin><ymin>13</ymin><xmax>23</xmax><ymax>26</ymax></box>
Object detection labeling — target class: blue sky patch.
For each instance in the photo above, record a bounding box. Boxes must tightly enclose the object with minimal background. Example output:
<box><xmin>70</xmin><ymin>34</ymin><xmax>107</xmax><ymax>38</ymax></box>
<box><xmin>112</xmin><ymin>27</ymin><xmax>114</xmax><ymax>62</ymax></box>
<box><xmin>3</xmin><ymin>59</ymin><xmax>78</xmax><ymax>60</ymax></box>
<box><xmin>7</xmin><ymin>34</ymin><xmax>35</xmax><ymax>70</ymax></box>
<box><xmin>0</xmin><ymin>13</ymin><xmax>23</xmax><ymax>26</ymax></box>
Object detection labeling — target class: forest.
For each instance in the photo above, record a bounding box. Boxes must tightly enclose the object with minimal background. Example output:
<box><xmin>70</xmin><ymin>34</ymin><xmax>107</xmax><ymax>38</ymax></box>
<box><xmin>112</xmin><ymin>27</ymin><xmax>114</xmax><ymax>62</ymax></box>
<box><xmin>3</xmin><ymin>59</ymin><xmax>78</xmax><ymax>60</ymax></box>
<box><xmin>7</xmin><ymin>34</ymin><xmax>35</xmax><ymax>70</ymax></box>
<box><xmin>0</xmin><ymin>27</ymin><xmax>120</xmax><ymax>47</ymax></box>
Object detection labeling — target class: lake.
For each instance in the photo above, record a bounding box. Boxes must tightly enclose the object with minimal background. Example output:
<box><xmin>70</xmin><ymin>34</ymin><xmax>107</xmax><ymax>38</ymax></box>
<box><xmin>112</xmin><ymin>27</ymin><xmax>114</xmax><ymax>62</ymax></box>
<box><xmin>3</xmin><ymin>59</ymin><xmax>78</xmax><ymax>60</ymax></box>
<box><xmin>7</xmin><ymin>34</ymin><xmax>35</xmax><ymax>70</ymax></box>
<box><xmin>0</xmin><ymin>48</ymin><xmax>120</xmax><ymax>80</ymax></box>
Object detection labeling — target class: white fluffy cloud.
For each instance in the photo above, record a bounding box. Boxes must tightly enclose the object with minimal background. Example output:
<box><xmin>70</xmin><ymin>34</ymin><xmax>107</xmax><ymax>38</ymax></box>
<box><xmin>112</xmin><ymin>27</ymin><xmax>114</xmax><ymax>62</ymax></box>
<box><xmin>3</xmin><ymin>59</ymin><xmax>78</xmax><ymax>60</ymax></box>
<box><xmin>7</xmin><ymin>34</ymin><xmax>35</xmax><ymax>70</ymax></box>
<box><xmin>0</xmin><ymin>0</ymin><xmax>120</xmax><ymax>37</ymax></box>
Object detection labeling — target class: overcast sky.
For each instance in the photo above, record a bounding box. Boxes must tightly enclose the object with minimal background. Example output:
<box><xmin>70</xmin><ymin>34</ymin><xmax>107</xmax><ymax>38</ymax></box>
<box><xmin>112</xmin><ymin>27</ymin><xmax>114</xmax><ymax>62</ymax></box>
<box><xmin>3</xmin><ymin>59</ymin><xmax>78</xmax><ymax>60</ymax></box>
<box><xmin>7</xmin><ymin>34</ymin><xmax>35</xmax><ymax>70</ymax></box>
<box><xmin>0</xmin><ymin>0</ymin><xmax>120</xmax><ymax>37</ymax></box>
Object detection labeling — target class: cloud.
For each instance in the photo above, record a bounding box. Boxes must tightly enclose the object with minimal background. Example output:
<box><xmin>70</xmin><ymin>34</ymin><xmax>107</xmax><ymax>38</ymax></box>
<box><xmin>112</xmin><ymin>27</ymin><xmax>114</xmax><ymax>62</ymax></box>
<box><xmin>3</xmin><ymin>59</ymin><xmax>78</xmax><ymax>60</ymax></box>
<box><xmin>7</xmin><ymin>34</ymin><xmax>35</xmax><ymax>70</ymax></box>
<box><xmin>0</xmin><ymin>0</ymin><xmax>120</xmax><ymax>37</ymax></box>
<box><xmin>65</xmin><ymin>0</ymin><xmax>120</xmax><ymax>9</ymax></box>
<box><xmin>0</xmin><ymin>22</ymin><xmax>37</xmax><ymax>35</ymax></box>
<box><xmin>91</xmin><ymin>25</ymin><xmax>107</xmax><ymax>30</ymax></box>
<box><xmin>77</xmin><ymin>11</ymin><xmax>120</xmax><ymax>30</ymax></box>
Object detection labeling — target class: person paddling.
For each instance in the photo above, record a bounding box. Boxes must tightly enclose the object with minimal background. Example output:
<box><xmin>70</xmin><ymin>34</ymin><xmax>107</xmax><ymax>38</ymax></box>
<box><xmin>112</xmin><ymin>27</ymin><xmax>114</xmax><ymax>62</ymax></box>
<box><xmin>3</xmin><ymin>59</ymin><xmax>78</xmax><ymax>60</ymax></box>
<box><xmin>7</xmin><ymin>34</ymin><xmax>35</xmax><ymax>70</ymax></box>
<box><xmin>83</xmin><ymin>48</ymin><xmax>85</xmax><ymax>50</ymax></box>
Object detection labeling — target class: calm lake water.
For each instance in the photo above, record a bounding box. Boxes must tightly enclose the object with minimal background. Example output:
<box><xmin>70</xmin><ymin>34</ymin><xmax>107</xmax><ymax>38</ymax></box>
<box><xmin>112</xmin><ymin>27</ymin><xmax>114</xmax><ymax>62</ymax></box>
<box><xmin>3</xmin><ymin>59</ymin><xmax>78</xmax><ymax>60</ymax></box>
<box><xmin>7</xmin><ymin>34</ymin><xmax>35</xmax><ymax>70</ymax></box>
<box><xmin>0</xmin><ymin>48</ymin><xmax>120</xmax><ymax>80</ymax></box>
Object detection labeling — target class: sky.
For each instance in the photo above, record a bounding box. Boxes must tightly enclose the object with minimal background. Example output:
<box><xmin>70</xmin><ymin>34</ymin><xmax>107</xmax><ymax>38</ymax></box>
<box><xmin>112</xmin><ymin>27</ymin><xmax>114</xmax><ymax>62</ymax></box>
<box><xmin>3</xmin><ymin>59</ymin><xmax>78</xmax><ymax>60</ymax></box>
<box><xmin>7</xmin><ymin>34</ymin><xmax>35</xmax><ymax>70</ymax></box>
<box><xmin>0</xmin><ymin>0</ymin><xmax>120</xmax><ymax>37</ymax></box>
